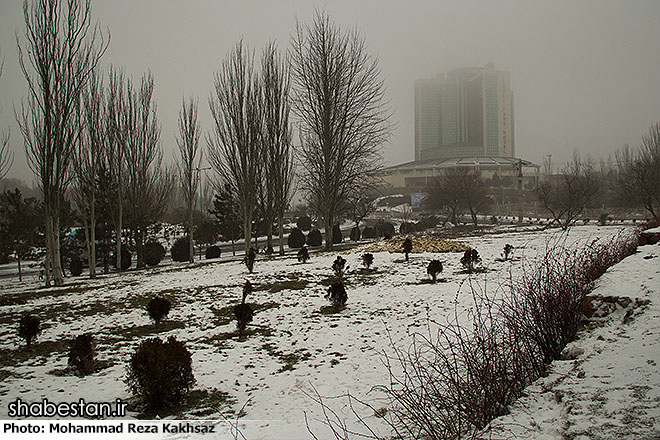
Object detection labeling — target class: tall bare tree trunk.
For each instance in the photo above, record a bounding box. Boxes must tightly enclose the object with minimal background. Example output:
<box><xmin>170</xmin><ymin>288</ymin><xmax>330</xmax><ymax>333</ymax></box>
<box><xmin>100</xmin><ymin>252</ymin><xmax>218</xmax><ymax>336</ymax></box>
<box><xmin>278</xmin><ymin>212</ymin><xmax>285</xmax><ymax>256</ymax></box>
<box><xmin>189</xmin><ymin>206</ymin><xmax>194</xmax><ymax>263</ymax></box>
<box><xmin>89</xmin><ymin>190</ymin><xmax>96</xmax><ymax>277</ymax></box>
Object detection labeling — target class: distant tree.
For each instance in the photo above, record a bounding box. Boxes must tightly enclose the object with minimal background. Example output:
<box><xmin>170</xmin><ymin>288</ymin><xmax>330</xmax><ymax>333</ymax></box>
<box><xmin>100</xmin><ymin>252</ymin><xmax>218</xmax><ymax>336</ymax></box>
<box><xmin>123</xmin><ymin>73</ymin><xmax>175</xmax><ymax>268</ymax></box>
<box><xmin>346</xmin><ymin>185</ymin><xmax>377</xmax><ymax>238</ymax></box>
<box><xmin>0</xmin><ymin>52</ymin><xmax>13</xmax><ymax>180</ymax></box>
<box><xmin>207</xmin><ymin>40</ymin><xmax>262</xmax><ymax>257</ymax></box>
<box><xmin>458</xmin><ymin>170</ymin><xmax>488</xmax><ymax>226</ymax></box>
<box><xmin>290</xmin><ymin>11</ymin><xmax>393</xmax><ymax>251</ymax></box>
<box><xmin>536</xmin><ymin>153</ymin><xmax>600</xmax><ymax>230</ymax></box>
<box><xmin>71</xmin><ymin>68</ymin><xmax>105</xmax><ymax>279</ymax></box>
<box><xmin>424</xmin><ymin>171</ymin><xmax>463</xmax><ymax>225</ymax></box>
<box><xmin>615</xmin><ymin>124</ymin><xmax>660</xmax><ymax>220</ymax></box>
<box><xmin>0</xmin><ymin>189</ymin><xmax>43</xmax><ymax>280</ymax></box>
<box><xmin>425</xmin><ymin>168</ymin><xmax>486</xmax><ymax>226</ymax></box>
<box><xmin>260</xmin><ymin>41</ymin><xmax>295</xmax><ymax>256</ymax></box>
<box><xmin>16</xmin><ymin>0</ymin><xmax>109</xmax><ymax>286</ymax></box>
<box><xmin>210</xmin><ymin>183</ymin><xmax>242</xmax><ymax>256</ymax></box>
<box><xmin>176</xmin><ymin>97</ymin><xmax>202</xmax><ymax>263</ymax></box>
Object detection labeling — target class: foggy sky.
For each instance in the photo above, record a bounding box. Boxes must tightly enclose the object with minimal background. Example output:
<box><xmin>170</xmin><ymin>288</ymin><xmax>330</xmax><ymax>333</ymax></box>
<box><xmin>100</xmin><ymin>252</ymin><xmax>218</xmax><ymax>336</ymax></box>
<box><xmin>1</xmin><ymin>0</ymin><xmax>659</xmax><ymax>184</ymax></box>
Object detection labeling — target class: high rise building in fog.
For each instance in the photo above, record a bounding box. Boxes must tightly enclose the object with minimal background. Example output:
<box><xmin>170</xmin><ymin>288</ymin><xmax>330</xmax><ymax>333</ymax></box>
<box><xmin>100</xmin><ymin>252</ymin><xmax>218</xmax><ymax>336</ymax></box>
<box><xmin>414</xmin><ymin>63</ymin><xmax>514</xmax><ymax>160</ymax></box>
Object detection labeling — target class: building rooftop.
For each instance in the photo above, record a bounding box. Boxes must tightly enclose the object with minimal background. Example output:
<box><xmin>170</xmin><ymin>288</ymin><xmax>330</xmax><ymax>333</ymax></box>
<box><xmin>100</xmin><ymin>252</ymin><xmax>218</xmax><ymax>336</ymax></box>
<box><xmin>382</xmin><ymin>156</ymin><xmax>539</xmax><ymax>172</ymax></box>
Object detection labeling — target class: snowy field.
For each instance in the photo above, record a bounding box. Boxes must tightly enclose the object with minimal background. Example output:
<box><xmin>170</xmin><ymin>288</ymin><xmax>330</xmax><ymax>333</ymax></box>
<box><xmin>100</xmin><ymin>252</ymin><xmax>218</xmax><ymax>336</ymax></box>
<box><xmin>0</xmin><ymin>225</ymin><xmax>657</xmax><ymax>439</ymax></box>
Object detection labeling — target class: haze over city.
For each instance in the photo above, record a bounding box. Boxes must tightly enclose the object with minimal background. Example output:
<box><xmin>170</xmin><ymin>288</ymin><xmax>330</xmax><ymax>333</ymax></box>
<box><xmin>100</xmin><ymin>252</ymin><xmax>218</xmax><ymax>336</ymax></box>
<box><xmin>1</xmin><ymin>0</ymin><xmax>659</xmax><ymax>183</ymax></box>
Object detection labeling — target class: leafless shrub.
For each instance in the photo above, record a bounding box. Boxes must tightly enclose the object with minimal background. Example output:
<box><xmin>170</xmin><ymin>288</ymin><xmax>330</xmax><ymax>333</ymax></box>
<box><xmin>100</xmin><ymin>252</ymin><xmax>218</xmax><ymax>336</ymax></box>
<box><xmin>307</xmin><ymin>229</ymin><xmax>640</xmax><ymax>439</ymax></box>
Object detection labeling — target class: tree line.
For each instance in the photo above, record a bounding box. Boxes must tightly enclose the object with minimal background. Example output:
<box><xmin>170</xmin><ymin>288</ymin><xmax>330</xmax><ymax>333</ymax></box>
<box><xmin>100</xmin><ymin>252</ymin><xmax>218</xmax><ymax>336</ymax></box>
<box><xmin>422</xmin><ymin>125</ymin><xmax>660</xmax><ymax>230</ymax></box>
<box><xmin>0</xmin><ymin>1</ymin><xmax>392</xmax><ymax>286</ymax></box>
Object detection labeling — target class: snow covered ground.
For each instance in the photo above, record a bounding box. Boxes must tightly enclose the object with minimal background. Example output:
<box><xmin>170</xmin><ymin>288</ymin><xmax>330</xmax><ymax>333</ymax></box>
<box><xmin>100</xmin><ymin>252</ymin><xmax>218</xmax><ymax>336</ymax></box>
<box><xmin>485</xmin><ymin>234</ymin><xmax>660</xmax><ymax>440</ymax></box>
<box><xmin>0</xmin><ymin>225</ymin><xmax>656</xmax><ymax>439</ymax></box>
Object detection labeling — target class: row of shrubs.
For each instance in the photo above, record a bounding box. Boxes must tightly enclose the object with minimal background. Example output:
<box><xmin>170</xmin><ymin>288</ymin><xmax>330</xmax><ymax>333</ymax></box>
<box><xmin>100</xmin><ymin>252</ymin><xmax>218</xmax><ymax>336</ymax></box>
<box><xmin>17</xmin><ymin>295</ymin><xmax>194</xmax><ymax>411</ymax></box>
<box><xmin>287</xmin><ymin>222</ymin><xmax>400</xmax><ymax>249</ymax></box>
<box><xmin>377</xmin><ymin>229</ymin><xmax>641</xmax><ymax>439</ymax></box>
<box><xmin>68</xmin><ymin>239</ymin><xmax>223</xmax><ymax>276</ymax></box>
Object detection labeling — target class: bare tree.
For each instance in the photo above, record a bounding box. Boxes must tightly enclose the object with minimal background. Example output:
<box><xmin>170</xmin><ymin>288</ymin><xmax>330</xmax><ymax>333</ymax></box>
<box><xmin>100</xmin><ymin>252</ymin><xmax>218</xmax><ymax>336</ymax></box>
<box><xmin>71</xmin><ymin>68</ymin><xmax>105</xmax><ymax>277</ymax></box>
<box><xmin>104</xmin><ymin>66</ymin><xmax>128</xmax><ymax>271</ymax></box>
<box><xmin>0</xmin><ymin>52</ymin><xmax>13</xmax><ymax>181</ymax></box>
<box><xmin>346</xmin><ymin>184</ymin><xmax>377</xmax><ymax>233</ymax></box>
<box><xmin>425</xmin><ymin>169</ymin><xmax>464</xmax><ymax>225</ymax></box>
<box><xmin>16</xmin><ymin>0</ymin><xmax>108</xmax><ymax>286</ymax></box>
<box><xmin>123</xmin><ymin>72</ymin><xmax>174</xmax><ymax>268</ymax></box>
<box><xmin>615</xmin><ymin>124</ymin><xmax>660</xmax><ymax>220</ymax></box>
<box><xmin>176</xmin><ymin>97</ymin><xmax>201</xmax><ymax>263</ymax></box>
<box><xmin>261</xmin><ymin>41</ymin><xmax>295</xmax><ymax>256</ymax></box>
<box><xmin>290</xmin><ymin>10</ymin><xmax>393</xmax><ymax>251</ymax></box>
<box><xmin>457</xmin><ymin>169</ymin><xmax>488</xmax><ymax>226</ymax></box>
<box><xmin>535</xmin><ymin>152</ymin><xmax>600</xmax><ymax>230</ymax></box>
<box><xmin>207</xmin><ymin>40</ymin><xmax>262</xmax><ymax>256</ymax></box>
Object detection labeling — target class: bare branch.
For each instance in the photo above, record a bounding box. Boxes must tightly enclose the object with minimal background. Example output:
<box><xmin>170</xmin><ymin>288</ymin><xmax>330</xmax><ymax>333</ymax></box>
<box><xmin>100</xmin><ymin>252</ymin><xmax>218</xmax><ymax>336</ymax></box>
<box><xmin>290</xmin><ymin>10</ymin><xmax>393</xmax><ymax>250</ymax></box>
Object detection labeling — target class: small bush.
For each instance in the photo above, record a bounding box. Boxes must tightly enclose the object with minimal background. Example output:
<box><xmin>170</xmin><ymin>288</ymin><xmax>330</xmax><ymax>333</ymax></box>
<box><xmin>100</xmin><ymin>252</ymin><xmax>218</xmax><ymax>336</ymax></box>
<box><xmin>69</xmin><ymin>255</ymin><xmax>83</xmax><ymax>276</ymax></box>
<box><xmin>234</xmin><ymin>281</ymin><xmax>254</xmax><ymax>333</ymax></box>
<box><xmin>307</xmin><ymin>229</ymin><xmax>323</xmax><ymax>247</ymax></box>
<box><xmin>68</xmin><ymin>334</ymin><xmax>95</xmax><ymax>377</ymax></box>
<box><xmin>288</xmin><ymin>227</ymin><xmax>306</xmax><ymax>249</ymax></box>
<box><xmin>171</xmin><ymin>236</ymin><xmax>190</xmax><ymax>262</ymax></box>
<box><xmin>599</xmin><ymin>213</ymin><xmax>610</xmax><ymax>226</ymax></box>
<box><xmin>399</xmin><ymin>222</ymin><xmax>415</xmax><ymax>234</ymax></box>
<box><xmin>205</xmin><ymin>245</ymin><xmax>221</xmax><ymax>259</ymax></box>
<box><xmin>332</xmin><ymin>256</ymin><xmax>348</xmax><ymax>278</ymax></box>
<box><xmin>297</xmin><ymin>246</ymin><xmax>309</xmax><ymax>263</ymax></box>
<box><xmin>126</xmin><ymin>336</ymin><xmax>195</xmax><ymax>410</ymax></box>
<box><xmin>362</xmin><ymin>253</ymin><xmax>374</xmax><ymax>269</ymax></box>
<box><xmin>18</xmin><ymin>313</ymin><xmax>41</xmax><ymax>346</ymax></box>
<box><xmin>502</xmin><ymin>244</ymin><xmax>514</xmax><ymax>261</ymax></box>
<box><xmin>296</xmin><ymin>215</ymin><xmax>312</xmax><ymax>231</ymax></box>
<box><xmin>350</xmin><ymin>226</ymin><xmax>361</xmax><ymax>241</ymax></box>
<box><xmin>147</xmin><ymin>297</ymin><xmax>171</xmax><ymax>325</ymax></box>
<box><xmin>243</xmin><ymin>247</ymin><xmax>256</xmax><ymax>273</ymax></box>
<box><xmin>461</xmin><ymin>249</ymin><xmax>481</xmax><ymax>272</ymax></box>
<box><xmin>415</xmin><ymin>216</ymin><xmax>439</xmax><ymax>232</ymax></box>
<box><xmin>427</xmin><ymin>260</ymin><xmax>443</xmax><ymax>282</ymax></box>
<box><xmin>362</xmin><ymin>226</ymin><xmax>377</xmax><ymax>239</ymax></box>
<box><xmin>491</xmin><ymin>215</ymin><xmax>498</xmax><ymax>224</ymax></box>
<box><xmin>145</xmin><ymin>241</ymin><xmax>166</xmax><ymax>266</ymax></box>
<box><xmin>376</xmin><ymin>221</ymin><xmax>396</xmax><ymax>239</ymax></box>
<box><xmin>326</xmin><ymin>282</ymin><xmax>348</xmax><ymax>308</ymax></box>
<box><xmin>403</xmin><ymin>238</ymin><xmax>413</xmax><ymax>261</ymax></box>
<box><xmin>112</xmin><ymin>245</ymin><xmax>132</xmax><ymax>270</ymax></box>
<box><xmin>332</xmin><ymin>224</ymin><xmax>343</xmax><ymax>244</ymax></box>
